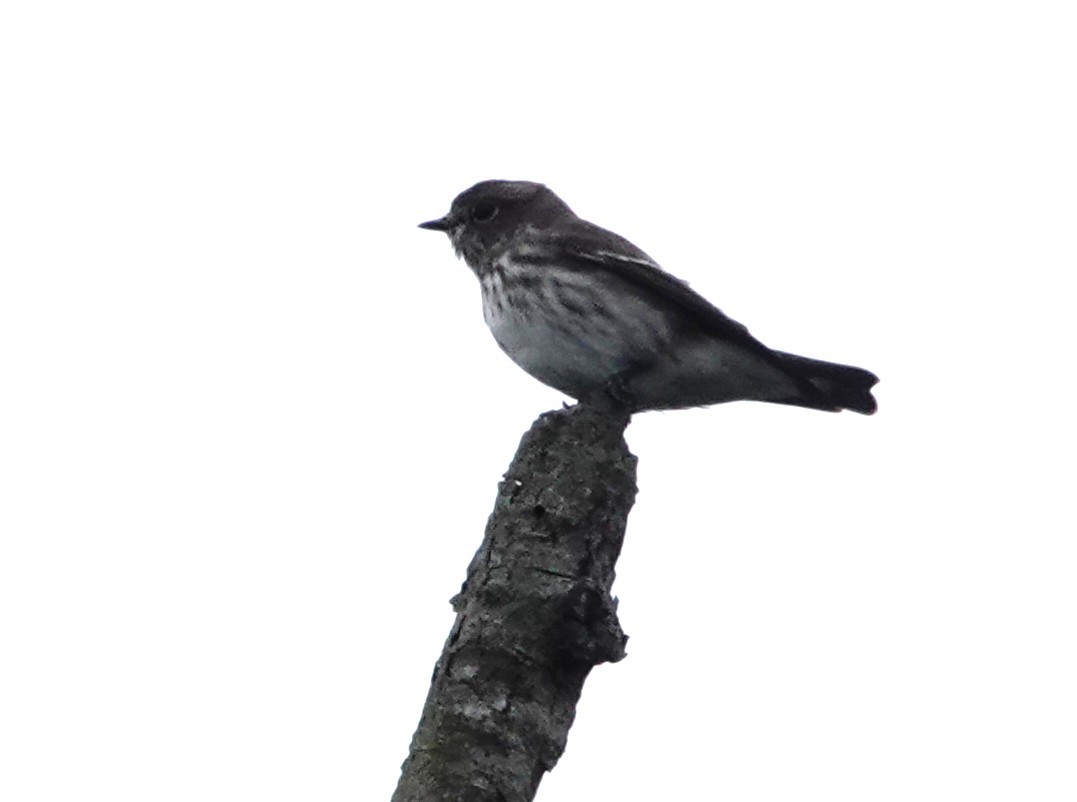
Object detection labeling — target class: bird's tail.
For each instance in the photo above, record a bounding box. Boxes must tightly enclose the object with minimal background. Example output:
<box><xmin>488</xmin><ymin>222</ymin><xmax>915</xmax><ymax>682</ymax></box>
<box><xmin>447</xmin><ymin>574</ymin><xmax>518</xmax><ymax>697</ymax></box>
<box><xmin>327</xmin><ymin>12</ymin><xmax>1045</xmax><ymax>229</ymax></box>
<box><xmin>774</xmin><ymin>351</ymin><xmax>879</xmax><ymax>415</ymax></box>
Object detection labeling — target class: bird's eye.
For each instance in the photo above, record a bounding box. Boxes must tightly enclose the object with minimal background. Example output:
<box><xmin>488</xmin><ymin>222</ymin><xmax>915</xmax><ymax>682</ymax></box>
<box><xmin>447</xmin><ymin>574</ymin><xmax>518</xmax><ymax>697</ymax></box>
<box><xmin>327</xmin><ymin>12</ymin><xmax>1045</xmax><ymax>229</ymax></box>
<box><xmin>471</xmin><ymin>202</ymin><xmax>498</xmax><ymax>223</ymax></box>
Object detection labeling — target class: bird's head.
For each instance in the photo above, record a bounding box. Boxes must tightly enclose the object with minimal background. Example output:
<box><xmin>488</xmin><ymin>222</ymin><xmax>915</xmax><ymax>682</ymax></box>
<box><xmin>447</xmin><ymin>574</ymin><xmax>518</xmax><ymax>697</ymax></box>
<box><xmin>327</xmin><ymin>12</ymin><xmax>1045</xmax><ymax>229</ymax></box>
<box><xmin>419</xmin><ymin>180</ymin><xmax>575</xmax><ymax>267</ymax></box>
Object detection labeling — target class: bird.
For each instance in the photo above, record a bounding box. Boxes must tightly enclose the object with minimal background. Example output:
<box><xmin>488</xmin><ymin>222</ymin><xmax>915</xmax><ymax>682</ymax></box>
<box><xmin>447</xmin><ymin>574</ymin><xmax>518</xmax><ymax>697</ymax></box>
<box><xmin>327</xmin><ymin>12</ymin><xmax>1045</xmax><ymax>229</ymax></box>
<box><xmin>419</xmin><ymin>180</ymin><xmax>878</xmax><ymax>415</ymax></box>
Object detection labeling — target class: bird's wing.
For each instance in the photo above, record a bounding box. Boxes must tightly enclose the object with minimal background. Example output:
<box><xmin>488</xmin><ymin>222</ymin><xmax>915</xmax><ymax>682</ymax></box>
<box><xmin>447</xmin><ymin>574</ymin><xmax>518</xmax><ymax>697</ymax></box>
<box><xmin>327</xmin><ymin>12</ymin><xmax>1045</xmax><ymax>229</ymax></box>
<box><xmin>544</xmin><ymin>219</ymin><xmax>775</xmax><ymax>355</ymax></box>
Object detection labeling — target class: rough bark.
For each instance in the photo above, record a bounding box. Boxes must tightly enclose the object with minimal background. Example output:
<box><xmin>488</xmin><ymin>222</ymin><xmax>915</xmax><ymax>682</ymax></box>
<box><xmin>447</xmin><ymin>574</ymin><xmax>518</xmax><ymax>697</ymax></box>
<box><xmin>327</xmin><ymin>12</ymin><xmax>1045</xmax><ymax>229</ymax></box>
<box><xmin>391</xmin><ymin>403</ymin><xmax>638</xmax><ymax>802</ymax></box>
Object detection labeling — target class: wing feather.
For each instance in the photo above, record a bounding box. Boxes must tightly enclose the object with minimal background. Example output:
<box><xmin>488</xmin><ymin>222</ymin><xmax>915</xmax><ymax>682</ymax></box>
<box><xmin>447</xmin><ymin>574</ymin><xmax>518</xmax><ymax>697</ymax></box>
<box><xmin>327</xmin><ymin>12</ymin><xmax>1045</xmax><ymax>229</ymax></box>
<box><xmin>545</xmin><ymin>219</ymin><xmax>779</xmax><ymax>359</ymax></box>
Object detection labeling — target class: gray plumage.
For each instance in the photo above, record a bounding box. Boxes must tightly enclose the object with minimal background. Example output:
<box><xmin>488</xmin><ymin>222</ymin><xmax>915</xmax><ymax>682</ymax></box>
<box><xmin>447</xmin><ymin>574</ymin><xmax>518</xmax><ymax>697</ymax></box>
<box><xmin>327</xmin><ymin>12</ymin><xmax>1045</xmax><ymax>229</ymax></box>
<box><xmin>420</xmin><ymin>180</ymin><xmax>878</xmax><ymax>415</ymax></box>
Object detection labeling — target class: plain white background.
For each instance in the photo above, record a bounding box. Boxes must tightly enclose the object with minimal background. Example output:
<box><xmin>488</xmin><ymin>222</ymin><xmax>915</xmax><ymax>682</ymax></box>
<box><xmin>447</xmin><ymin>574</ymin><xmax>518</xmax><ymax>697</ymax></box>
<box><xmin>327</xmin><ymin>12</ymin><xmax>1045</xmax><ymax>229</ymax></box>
<box><xmin>2</xmin><ymin>2</ymin><xmax>1074</xmax><ymax>800</ymax></box>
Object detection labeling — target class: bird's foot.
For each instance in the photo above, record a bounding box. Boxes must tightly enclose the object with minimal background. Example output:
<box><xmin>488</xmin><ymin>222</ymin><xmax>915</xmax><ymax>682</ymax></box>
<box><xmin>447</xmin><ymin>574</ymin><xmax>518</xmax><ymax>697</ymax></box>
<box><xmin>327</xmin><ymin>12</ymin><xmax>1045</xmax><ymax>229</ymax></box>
<box><xmin>577</xmin><ymin>375</ymin><xmax>634</xmax><ymax>418</ymax></box>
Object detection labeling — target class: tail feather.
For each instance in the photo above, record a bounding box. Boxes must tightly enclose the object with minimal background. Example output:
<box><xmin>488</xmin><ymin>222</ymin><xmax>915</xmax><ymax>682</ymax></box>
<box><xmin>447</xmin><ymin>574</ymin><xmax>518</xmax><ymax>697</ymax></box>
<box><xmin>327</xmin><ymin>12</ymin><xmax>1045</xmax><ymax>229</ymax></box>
<box><xmin>774</xmin><ymin>351</ymin><xmax>879</xmax><ymax>415</ymax></box>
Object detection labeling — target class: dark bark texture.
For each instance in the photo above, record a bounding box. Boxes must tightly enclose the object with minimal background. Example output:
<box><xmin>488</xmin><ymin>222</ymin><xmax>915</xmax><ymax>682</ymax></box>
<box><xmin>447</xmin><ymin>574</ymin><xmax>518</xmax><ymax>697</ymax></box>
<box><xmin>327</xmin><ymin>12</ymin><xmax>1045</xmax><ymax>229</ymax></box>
<box><xmin>392</xmin><ymin>403</ymin><xmax>638</xmax><ymax>802</ymax></box>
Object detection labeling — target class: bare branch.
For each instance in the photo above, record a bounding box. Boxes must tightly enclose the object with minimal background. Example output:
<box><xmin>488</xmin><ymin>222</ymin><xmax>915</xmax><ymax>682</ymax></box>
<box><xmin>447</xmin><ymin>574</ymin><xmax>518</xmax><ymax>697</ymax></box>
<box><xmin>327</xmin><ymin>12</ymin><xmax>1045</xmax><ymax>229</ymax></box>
<box><xmin>392</xmin><ymin>403</ymin><xmax>638</xmax><ymax>802</ymax></box>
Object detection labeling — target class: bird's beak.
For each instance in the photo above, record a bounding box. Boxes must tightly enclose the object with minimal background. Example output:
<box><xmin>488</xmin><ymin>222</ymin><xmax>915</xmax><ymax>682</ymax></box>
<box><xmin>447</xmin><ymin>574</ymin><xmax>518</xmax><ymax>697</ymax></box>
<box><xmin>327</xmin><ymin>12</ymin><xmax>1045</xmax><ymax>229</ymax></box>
<box><xmin>418</xmin><ymin>215</ymin><xmax>454</xmax><ymax>232</ymax></box>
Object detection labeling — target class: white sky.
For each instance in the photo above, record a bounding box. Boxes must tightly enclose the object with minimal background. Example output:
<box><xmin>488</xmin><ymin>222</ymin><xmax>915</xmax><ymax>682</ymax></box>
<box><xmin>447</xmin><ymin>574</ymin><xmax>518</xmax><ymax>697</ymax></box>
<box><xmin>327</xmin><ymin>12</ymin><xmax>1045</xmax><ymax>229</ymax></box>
<box><xmin>2</xmin><ymin>2</ymin><xmax>1074</xmax><ymax>800</ymax></box>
